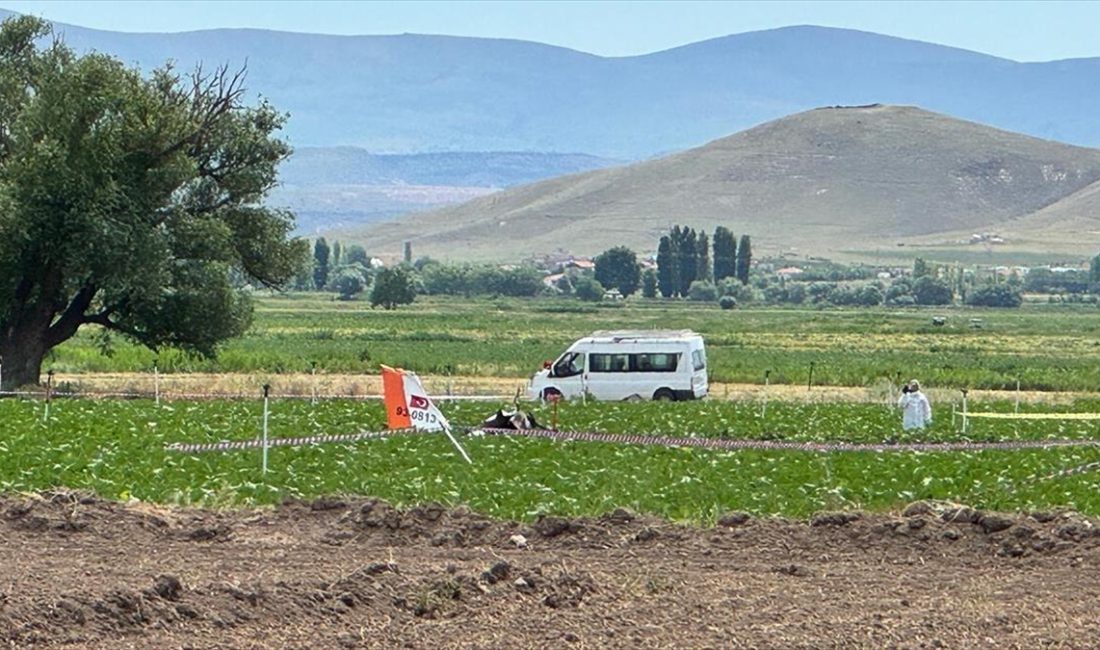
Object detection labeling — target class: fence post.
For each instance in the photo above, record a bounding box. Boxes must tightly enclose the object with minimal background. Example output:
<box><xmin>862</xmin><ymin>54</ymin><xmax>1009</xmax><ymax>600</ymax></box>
<box><xmin>807</xmin><ymin>362</ymin><xmax>815</xmax><ymax>391</ymax></box>
<box><xmin>44</xmin><ymin>369</ymin><xmax>54</xmax><ymax>423</ymax></box>
<box><xmin>961</xmin><ymin>388</ymin><xmax>969</xmax><ymax>433</ymax></box>
<box><xmin>154</xmin><ymin>363</ymin><xmax>160</xmax><ymax>406</ymax></box>
<box><xmin>0</xmin><ymin>355</ymin><xmax>4</xmax><ymax>395</ymax></box>
<box><xmin>261</xmin><ymin>384</ymin><xmax>271</xmax><ymax>475</ymax></box>
<box><xmin>310</xmin><ymin>361</ymin><xmax>317</xmax><ymax>406</ymax></box>
<box><xmin>1014</xmin><ymin>379</ymin><xmax>1020</xmax><ymax>414</ymax></box>
<box><xmin>761</xmin><ymin>369</ymin><xmax>770</xmax><ymax>419</ymax></box>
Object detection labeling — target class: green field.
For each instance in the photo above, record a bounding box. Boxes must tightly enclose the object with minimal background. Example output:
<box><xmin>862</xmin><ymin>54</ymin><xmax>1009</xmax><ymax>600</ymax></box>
<box><xmin>6</xmin><ymin>294</ymin><xmax>1100</xmax><ymax>520</ymax></box>
<box><xmin>2</xmin><ymin>396</ymin><xmax>1099</xmax><ymax>522</ymax></box>
<box><xmin>43</xmin><ymin>293</ymin><xmax>1100</xmax><ymax>391</ymax></box>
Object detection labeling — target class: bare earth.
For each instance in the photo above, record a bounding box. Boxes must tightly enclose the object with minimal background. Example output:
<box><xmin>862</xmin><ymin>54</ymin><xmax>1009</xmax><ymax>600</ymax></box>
<box><xmin>3</xmin><ymin>492</ymin><xmax>1099</xmax><ymax>649</ymax></box>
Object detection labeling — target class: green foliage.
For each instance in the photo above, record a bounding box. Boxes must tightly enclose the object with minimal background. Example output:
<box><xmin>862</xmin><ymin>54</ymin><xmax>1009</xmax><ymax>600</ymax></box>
<box><xmin>827</xmin><ymin>283</ymin><xmax>884</xmax><ymax>307</ymax></box>
<box><xmin>718</xmin><ymin>295</ymin><xmax>737</xmax><ymax>310</ymax></box>
<box><xmin>641</xmin><ymin>269</ymin><xmax>658</xmax><ymax>299</ymax></box>
<box><xmin>419</xmin><ymin>263</ymin><xmax>542</xmax><ymax>298</ymax></box>
<box><xmin>370</xmin><ymin>267</ymin><xmax>416</xmax><ymax>309</ymax></box>
<box><xmin>736</xmin><ymin>235</ymin><xmax>752</xmax><ymax>284</ymax></box>
<box><xmin>912</xmin><ymin>257</ymin><xmax>932</xmax><ymax>278</ymax></box>
<box><xmin>573</xmin><ymin>276</ymin><xmax>605</xmax><ymax>302</ymax></box>
<box><xmin>313</xmin><ymin>238</ymin><xmax>331</xmax><ymax>290</ymax></box>
<box><xmin>1023</xmin><ymin>268</ymin><xmax>1090</xmax><ymax>294</ymax></box>
<box><xmin>345</xmin><ymin>245</ymin><xmax>370</xmax><ymax>267</ymax></box>
<box><xmin>687</xmin><ymin>280</ymin><xmax>718</xmax><ymax>302</ymax></box>
<box><xmin>330</xmin><ymin>241</ymin><xmax>342</xmax><ymax>268</ymax></box>
<box><xmin>0</xmin><ymin>16</ymin><xmax>306</xmax><ymax>389</ymax></box>
<box><xmin>911</xmin><ymin>276</ymin><xmax>953</xmax><ymax>305</ymax></box>
<box><xmin>555</xmin><ymin>273</ymin><xmax>574</xmax><ymax>295</ymax></box>
<box><xmin>719</xmin><ymin>278</ymin><xmax>756</xmax><ymax>304</ymax></box>
<box><xmin>331</xmin><ymin>266</ymin><xmax>367</xmax><ymax>300</ymax></box>
<box><xmin>967</xmin><ymin>285</ymin><xmax>1023</xmax><ymax>308</ymax></box>
<box><xmin>675</xmin><ymin>226</ymin><xmax>698</xmax><ymax>296</ymax></box>
<box><xmin>593</xmin><ymin>246</ymin><xmax>642</xmax><ymax>297</ymax></box>
<box><xmin>4</xmin><ymin>397</ymin><xmax>1100</xmax><ymax>521</ymax></box>
<box><xmin>712</xmin><ymin>226</ymin><xmax>737</xmax><ymax>282</ymax></box>
<box><xmin>695</xmin><ymin>232</ymin><xmax>711</xmax><ymax>283</ymax></box>
<box><xmin>656</xmin><ymin>236</ymin><xmax>675</xmax><ymax>298</ymax></box>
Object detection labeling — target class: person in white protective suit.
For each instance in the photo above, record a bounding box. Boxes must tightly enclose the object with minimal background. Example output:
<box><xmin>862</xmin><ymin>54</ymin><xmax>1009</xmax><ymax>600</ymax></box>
<box><xmin>898</xmin><ymin>379</ymin><xmax>932</xmax><ymax>431</ymax></box>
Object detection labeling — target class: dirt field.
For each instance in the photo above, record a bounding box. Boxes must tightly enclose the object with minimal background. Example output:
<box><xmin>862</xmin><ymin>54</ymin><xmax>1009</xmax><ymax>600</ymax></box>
<box><xmin>3</xmin><ymin>492</ymin><xmax>1099</xmax><ymax>649</ymax></box>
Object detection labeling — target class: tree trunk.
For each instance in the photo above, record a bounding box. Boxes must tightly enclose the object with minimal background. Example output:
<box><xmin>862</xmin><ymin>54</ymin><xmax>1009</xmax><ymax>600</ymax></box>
<box><xmin>0</xmin><ymin>329</ymin><xmax>48</xmax><ymax>392</ymax></box>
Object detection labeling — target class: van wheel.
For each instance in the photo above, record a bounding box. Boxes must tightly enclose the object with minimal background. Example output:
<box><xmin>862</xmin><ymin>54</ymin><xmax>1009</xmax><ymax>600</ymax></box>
<box><xmin>653</xmin><ymin>388</ymin><xmax>676</xmax><ymax>401</ymax></box>
<box><xmin>542</xmin><ymin>387</ymin><xmax>563</xmax><ymax>402</ymax></box>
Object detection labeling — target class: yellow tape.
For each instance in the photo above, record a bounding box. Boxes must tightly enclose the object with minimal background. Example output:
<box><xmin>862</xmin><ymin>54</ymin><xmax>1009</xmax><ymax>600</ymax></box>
<box><xmin>964</xmin><ymin>412</ymin><xmax>1100</xmax><ymax>420</ymax></box>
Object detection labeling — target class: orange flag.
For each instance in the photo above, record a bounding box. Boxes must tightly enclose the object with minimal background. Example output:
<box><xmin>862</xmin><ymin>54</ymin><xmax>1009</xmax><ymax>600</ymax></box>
<box><xmin>382</xmin><ymin>365</ymin><xmax>412</xmax><ymax>429</ymax></box>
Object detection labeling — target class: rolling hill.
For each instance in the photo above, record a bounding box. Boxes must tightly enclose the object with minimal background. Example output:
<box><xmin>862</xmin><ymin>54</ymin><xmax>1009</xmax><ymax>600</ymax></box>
<box><xmin>341</xmin><ymin>105</ymin><xmax>1100</xmax><ymax>262</ymax></box>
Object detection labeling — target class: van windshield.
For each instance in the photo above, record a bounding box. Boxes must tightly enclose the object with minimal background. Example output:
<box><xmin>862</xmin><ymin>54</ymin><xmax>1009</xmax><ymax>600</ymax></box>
<box><xmin>692</xmin><ymin>349</ymin><xmax>706</xmax><ymax>371</ymax></box>
<box><xmin>552</xmin><ymin>352</ymin><xmax>584</xmax><ymax>377</ymax></box>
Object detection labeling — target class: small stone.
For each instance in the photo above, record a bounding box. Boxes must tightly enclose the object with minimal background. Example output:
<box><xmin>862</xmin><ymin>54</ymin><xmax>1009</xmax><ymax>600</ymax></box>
<box><xmin>717</xmin><ymin>512</ymin><xmax>751</xmax><ymax>527</ymax></box>
<box><xmin>509</xmin><ymin>534</ymin><xmax>528</xmax><ymax>548</ymax></box>
<box><xmin>902</xmin><ymin>501</ymin><xmax>933</xmax><ymax>517</ymax></box>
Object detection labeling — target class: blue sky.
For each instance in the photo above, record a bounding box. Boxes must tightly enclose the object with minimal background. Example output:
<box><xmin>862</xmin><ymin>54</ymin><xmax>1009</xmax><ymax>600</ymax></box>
<box><xmin>2</xmin><ymin>0</ymin><xmax>1098</xmax><ymax>62</ymax></box>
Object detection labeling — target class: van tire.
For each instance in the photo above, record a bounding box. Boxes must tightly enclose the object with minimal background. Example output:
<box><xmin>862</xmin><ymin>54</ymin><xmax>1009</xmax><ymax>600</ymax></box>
<box><xmin>541</xmin><ymin>387</ymin><xmax>563</xmax><ymax>402</ymax></box>
<box><xmin>653</xmin><ymin>388</ymin><xmax>676</xmax><ymax>401</ymax></box>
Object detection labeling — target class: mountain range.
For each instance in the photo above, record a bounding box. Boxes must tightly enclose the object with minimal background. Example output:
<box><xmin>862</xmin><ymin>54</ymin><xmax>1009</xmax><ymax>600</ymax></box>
<box><xmin>13</xmin><ymin>12</ymin><xmax>1099</xmax><ymax>159</ymax></box>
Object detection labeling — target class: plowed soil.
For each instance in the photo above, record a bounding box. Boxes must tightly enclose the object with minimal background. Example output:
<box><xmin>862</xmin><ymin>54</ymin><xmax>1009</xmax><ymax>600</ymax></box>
<box><xmin>3</xmin><ymin>493</ymin><xmax>1100</xmax><ymax>649</ymax></box>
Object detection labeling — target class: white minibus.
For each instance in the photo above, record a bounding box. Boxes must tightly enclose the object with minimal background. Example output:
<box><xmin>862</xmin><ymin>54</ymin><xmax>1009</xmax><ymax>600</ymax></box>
<box><xmin>527</xmin><ymin>330</ymin><xmax>708</xmax><ymax>401</ymax></box>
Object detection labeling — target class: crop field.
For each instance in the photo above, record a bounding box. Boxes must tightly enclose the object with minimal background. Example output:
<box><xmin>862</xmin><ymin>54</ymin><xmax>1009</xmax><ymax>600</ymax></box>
<box><xmin>4</xmin><ymin>395</ymin><xmax>1100</xmax><ymax>520</ymax></box>
<box><xmin>43</xmin><ymin>293</ymin><xmax>1100</xmax><ymax>391</ymax></box>
<box><xmin>9</xmin><ymin>293</ymin><xmax>1100</xmax><ymax>518</ymax></box>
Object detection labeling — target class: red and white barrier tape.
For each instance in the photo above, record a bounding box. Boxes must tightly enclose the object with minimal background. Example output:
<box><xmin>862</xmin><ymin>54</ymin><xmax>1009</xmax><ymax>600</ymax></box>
<box><xmin>165</xmin><ymin>428</ymin><xmax>423</xmax><ymax>453</ymax></box>
<box><xmin>472</xmin><ymin>427</ymin><xmax>1100</xmax><ymax>453</ymax></box>
<box><xmin>166</xmin><ymin>425</ymin><xmax>1100</xmax><ymax>456</ymax></box>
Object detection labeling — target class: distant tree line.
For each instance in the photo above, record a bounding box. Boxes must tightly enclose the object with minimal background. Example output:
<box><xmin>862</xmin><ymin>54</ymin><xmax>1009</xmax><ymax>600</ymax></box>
<box><xmin>655</xmin><ymin>226</ymin><xmax>752</xmax><ymax>298</ymax></box>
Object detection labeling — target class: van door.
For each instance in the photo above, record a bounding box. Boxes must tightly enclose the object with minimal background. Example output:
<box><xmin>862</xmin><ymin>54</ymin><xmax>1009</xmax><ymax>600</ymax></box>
<box><xmin>584</xmin><ymin>352</ymin><xmax>634</xmax><ymax>400</ymax></box>
<box><xmin>548</xmin><ymin>351</ymin><xmax>586</xmax><ymax>398</ymax></box>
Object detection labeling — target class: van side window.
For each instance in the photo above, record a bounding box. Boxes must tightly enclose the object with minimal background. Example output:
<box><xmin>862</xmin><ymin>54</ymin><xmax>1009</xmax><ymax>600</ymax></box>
<box><xmin>552</xmin><ymin>352</ymin><xmax>583</xmax><ymax>377</ymax></box>
<box><xmin>590</xmin><ymin>352</ymin><xmax>679</xmax><ymax>372</ymax></box>
<box><xmin>644</xmin><ymin>353</ymin><xmax>679</xmax><ymax>372</ymax></box>
<box><xmin>588</xmin><ymin>353</ymin><xmax>619</xmax><ymax>373</ymax></box>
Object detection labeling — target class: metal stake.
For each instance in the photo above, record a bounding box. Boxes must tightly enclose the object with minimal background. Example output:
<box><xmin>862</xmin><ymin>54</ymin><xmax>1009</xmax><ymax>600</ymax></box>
<box><xmin>262</xmin><ymin>384</ymin><xmax>271</xmax><ymax>474</ymax></box>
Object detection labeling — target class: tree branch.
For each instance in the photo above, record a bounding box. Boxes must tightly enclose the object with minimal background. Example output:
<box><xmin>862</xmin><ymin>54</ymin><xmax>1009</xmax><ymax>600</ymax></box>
<box><xmin>44</xmin><ymin>282</ymin><xmax>98</xmax><ymax>348</ymax></box>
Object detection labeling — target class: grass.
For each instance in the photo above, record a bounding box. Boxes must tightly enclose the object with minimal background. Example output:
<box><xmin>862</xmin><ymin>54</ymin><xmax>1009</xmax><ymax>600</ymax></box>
<box><xmin>3</xmin><ymin>396</ymin><xmax>1099</xmax><ymax>522</ymax></box>
<box><xmin>41</xmin><ymin>293</ymin><xmax>1100</xmax><ymax>391</ymax></box>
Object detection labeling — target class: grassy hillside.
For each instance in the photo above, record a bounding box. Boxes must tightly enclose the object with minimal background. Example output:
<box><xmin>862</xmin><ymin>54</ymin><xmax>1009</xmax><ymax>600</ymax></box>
<box><xmin>344</xmin><ymin>105</ymin><xmax>1100</xmax><ymax>262</ymax></box>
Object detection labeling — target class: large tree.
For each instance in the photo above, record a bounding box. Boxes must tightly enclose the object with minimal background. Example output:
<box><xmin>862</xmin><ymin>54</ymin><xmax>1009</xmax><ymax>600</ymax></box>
<box><xmin>675</xmin><ymin>226</ymin><xmax>698</xmax><ymax>296</ymax></box>
<box><xmin>312</xmin><ymin>238</ymin><xmax>331</xmax><ymax>290</ymax></box>
<box><xmin>594</xmin><ymin>246</ymin><xmax>641</xmax><ymax>297</ymax></box>
<box><xmin>694</xmin><ymin>231</ymin><xmax>711</xmax><ymax>284</ymax></box>
<box><xmin>0</xmin><ymin>17</ymin><xmax>306</xmax><ymax>390</ymax></box>
<box><xmin>735</xmin><ymin>234</ymin><xmax>753</xmax><ymax>285</ymax></box>
<box><xmin>656</xmin><ymin>235</ymin><xmax>676</xmax><ymax>298</ymax></box>
<box><xmin>712</xmin><ymin>226</ymin><xmax>736</xmax><ymax>282</ymax></box>
<box><xmin>369</xmin><ymin>266</ymin><xmax>416</xmax><ymax>309</ymax></box>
